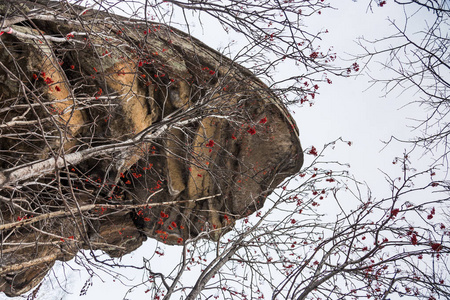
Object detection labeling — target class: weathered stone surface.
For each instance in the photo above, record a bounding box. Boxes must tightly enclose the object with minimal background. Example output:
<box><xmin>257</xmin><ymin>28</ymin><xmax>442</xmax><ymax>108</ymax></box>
<box><xmin>0</xmin><ymin>0</ymin><xmax>303</xmax><ymax>296</ymax></box>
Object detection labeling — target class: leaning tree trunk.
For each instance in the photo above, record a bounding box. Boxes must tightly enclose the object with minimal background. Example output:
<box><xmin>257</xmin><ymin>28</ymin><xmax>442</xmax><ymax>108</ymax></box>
<box><xmin>0</xmin><ymin>0</ymin><xmax>303</xmax><ymax>296</ymax></box>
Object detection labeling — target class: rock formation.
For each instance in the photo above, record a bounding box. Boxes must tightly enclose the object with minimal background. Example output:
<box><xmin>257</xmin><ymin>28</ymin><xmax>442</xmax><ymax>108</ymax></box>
<box><xmin>0</xmin><ymin>0</ymin><xmax>303</xmax><ymax>296</ymax></box>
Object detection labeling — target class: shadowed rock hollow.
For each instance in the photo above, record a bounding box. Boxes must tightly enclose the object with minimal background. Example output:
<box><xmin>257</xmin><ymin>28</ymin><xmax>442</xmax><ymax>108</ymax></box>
<box><xmin>0</xmin><ymin>0</ymin><xmax>303</xmax><ymax>296</ymax></box>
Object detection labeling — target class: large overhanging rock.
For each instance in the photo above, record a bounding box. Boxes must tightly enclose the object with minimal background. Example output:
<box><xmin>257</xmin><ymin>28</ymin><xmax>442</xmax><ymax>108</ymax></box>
<box><xmin>0</xmin><ymin>0</ymin><xmax>303</xmax><ymax>296</ymax></box>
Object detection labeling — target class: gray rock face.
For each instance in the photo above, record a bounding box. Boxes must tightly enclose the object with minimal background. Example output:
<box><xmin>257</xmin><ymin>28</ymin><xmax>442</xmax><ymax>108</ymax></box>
<box><xmin>0</xmin><ymin>0</ymin><xmax>303</xmax><ymax>296</ymax></box>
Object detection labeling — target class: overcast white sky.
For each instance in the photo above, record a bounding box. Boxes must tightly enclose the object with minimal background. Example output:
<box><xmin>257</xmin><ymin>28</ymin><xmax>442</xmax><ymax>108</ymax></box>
<box><xmin>2</xmin><ymin>1</ymin><xmax>442</xmax><ymax>299</ymax></box>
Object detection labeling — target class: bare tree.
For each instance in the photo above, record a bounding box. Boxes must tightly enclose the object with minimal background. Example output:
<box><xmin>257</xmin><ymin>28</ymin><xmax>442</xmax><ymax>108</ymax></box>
<box><xmin>358</xmin><ymin>0</ymin><xmax>450</xmax><ymax>167</ymax></box>
<box><xmin>0</xmin><ymin>0</ymin><xmax>448</xmax><ymax>300</ymax></box>
<box><xmin>103</xmin><ymin>141</ymin><xmax>450</xmax><ymax>300</ymax></box>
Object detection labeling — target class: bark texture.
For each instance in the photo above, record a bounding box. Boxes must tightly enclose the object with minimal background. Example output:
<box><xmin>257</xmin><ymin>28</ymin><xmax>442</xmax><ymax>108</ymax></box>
<box><xmin>0</xmin><ymin>0</ymin><xmax>303</xmax><ymax>296</ymax></box>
